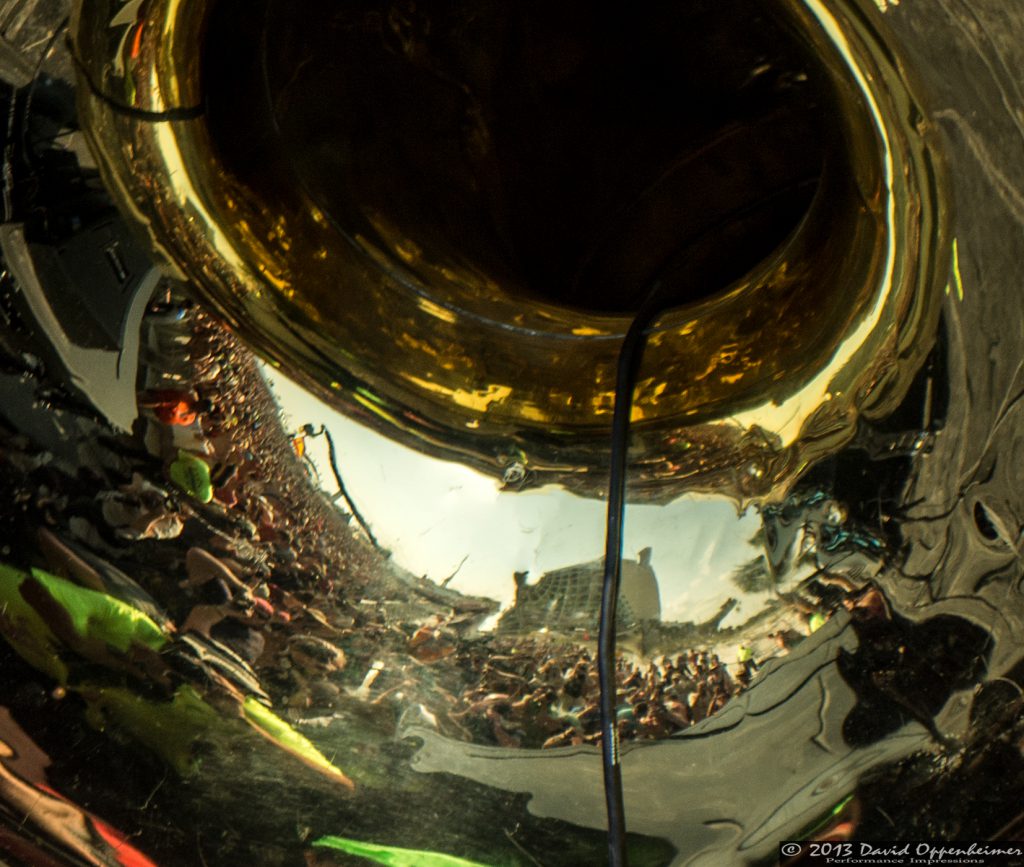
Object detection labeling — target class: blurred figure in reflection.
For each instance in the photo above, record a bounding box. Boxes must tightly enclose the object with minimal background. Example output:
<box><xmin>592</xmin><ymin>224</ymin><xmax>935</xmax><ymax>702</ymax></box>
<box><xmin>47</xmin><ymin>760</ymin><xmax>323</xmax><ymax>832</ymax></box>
<box><xmin>138</xmin><ymin>387</ymin><xmax>213</xmax><ymax>427</ymax></box>
<box><xmin>439</xmin><ymin>635</ymin><xmax>760</xmax><ymax>750</ymax></box>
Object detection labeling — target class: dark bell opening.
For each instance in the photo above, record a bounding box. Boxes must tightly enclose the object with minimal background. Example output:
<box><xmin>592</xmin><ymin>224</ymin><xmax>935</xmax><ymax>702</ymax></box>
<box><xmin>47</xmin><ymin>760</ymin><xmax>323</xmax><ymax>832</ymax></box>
<box><xmin>204</xmin><ymin>0</ymin><xmax>832</xmax><ymax>315</ymax></box>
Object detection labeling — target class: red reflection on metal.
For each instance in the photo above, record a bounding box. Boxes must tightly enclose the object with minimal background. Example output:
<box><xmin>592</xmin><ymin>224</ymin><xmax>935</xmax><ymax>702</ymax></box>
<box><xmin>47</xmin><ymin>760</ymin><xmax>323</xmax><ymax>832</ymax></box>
<box><xmin>130</xmin><ymin>23</ymin><xmax>144</xmax><ymax>59</ymax></box>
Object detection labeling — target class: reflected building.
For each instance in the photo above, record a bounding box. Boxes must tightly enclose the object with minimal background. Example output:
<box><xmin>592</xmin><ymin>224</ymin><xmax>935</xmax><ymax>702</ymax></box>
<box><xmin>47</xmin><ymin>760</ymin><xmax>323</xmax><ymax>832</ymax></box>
<box><xmin>498</xmin><ymin>547</ymin><xmax>661</xmax><ymax>636</ymax></box>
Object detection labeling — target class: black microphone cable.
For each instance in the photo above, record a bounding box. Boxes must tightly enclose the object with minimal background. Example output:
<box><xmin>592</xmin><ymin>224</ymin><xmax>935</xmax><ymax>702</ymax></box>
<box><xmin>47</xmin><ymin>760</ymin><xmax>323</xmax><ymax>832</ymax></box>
<box><xmin>598</xmin><ymin>278</ymin><xmax>673</xmax><ymax>867</ymax></box>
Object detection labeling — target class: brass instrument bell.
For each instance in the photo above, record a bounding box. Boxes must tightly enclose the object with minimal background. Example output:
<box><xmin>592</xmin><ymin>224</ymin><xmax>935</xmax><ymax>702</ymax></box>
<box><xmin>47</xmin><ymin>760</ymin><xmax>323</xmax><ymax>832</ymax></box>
<box><xmin>72</xmin><ymin>0</ymin><xmax>949</xmax><ymax>501</ymax></box>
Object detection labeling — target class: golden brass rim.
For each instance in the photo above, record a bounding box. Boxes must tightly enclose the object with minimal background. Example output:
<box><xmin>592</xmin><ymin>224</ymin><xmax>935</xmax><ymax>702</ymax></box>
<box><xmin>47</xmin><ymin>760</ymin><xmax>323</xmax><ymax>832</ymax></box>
<box><xmin>71</xmin><ymin>0</ymin><xmax>949</xmax><ymax>501</ymax></box>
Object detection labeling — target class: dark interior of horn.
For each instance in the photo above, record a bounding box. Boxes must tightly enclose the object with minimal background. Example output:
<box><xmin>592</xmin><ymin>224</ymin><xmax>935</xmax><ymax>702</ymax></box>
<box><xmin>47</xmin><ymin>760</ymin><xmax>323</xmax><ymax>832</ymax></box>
<box><xmin>202</xmin><ymin>0</ymin><xmax>835</xmax><ymax>316</ymax></box>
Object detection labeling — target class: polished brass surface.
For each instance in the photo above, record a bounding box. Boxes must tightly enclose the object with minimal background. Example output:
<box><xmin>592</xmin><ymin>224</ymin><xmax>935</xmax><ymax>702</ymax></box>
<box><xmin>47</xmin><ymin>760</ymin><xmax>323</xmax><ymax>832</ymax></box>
<box><xmin>4</xmin><ymin>1</ymin><xmax>1024</xmax><ymax>863</ymax></box>
<box><xmin>71</xmin><ymin>0</ymin><xmax>948</xmax><ymax>500</ymax></box>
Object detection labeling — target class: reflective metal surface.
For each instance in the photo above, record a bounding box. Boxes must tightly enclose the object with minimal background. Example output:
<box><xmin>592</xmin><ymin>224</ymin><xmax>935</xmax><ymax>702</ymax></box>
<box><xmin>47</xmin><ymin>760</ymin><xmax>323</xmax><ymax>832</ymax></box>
<box><xmin>0</xmin><ymin>0</ymin><xmax>1022</xmax><ymax>865</ymax></box>
<box><xmin>72</xmin><ymin>0</ymin><xmax>947</xmax><ymax>500</ymax></box>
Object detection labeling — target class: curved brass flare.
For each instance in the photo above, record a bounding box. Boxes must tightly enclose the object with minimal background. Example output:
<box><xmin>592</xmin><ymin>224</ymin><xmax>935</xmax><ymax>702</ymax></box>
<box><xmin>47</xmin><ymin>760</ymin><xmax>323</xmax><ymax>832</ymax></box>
<box><xmin>71</xmin><ymin>0</ymin><xmax>949</xmax><ymax>502</ymax></box>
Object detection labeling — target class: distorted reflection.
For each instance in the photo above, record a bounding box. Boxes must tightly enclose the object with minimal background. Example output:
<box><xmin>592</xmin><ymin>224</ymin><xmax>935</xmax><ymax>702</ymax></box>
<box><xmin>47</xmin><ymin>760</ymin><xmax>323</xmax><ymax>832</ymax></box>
<box><xmin>2</xmin><ymin>0</ymin><xmax>1024</xmax><ymax>865</ymax></box>
<box><xmin>0</xmin><ymin>282</ymin><xmax>944</xmax><ymax>865</ymax></box>
<box><xmin>262</xmin><ymin>362</ymin><xmax>901</xmax><ymax>749</ymax></box>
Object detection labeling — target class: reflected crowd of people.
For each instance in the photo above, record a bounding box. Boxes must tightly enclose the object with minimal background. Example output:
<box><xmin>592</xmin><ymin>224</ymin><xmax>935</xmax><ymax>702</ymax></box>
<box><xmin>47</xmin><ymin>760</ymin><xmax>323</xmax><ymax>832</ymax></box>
<box><xmin>3</xmin><ymin>290</ymin><xmax>781</xmax><ymax>761</ymax></box>
<box><xmin>444</xmin><ymin>639</ymin><xmax>757</xmax><ymax>749</ymax></box>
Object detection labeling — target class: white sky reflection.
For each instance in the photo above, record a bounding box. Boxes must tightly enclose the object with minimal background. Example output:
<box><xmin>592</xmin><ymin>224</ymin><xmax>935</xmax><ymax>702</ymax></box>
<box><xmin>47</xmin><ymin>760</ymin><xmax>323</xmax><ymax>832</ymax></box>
<box><xmin>261</xmin><ymin>364</ymin><xmax>764</xmax><ymax>626</ymax></box>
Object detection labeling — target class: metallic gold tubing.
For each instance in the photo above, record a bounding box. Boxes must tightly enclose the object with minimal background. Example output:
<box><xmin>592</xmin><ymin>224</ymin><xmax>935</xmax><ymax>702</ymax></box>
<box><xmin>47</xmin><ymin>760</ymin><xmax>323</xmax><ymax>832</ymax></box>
<box><xmin>71</xmin><ymin>0</ymin><xmax>949</xmax><ymax>502</ymax></box>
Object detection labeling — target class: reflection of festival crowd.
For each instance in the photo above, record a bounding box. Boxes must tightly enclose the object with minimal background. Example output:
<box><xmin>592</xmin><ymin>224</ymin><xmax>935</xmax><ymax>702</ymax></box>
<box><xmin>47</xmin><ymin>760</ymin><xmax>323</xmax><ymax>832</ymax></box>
<box><xmin>135</xmin><ymin>298</ymin><xmax>381</xmax><ymax>584</ymax></box>
<box><xmin>5</xmin><ymin>292</ymin><xmax>769</xmax><ymax>760</ymax></box>
<box><xmin>122</xmin><ymin>299</ymin><xmax>768</xmax><ymax>749</ymax></box>
<box><xmin>10</xmin><ymin>295</ymin><xmax>386</xmax><ymax>680</ymax></box>
<box><xmin>137</xmin><ymin>302</ymin><xmax>410</xmax><ymax>661</ymax></box>
<box><xmin>445</xmin><ymin>639</ymin><xmax>755</xmax><ymax>749</ymax></box>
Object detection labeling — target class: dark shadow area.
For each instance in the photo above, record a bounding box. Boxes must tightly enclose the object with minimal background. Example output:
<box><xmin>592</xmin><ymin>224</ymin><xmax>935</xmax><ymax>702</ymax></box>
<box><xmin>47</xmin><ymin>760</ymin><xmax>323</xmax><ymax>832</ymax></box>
<box><xmin>204</xmin><ymin>0</ymin><xmax>832</xmax><ymax>313</ymax></box>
